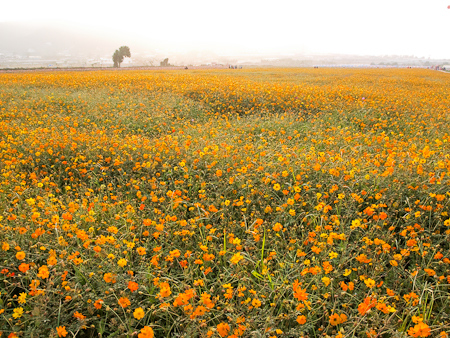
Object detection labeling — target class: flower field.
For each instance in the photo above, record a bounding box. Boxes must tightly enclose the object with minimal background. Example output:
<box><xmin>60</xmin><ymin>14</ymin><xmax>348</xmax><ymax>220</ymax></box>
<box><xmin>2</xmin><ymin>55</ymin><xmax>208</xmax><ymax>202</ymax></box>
<box><xmin>0</xmin><ymin>68</ymin><xmax>449</xmax><ymax>338</ymax></box>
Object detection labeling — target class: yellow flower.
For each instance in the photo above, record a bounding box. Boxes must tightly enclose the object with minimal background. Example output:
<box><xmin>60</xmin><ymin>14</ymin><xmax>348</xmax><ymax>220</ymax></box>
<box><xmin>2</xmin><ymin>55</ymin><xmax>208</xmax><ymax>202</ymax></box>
<box><xmin>26</xmin><ymin>198</ymin><xmax>36</xmax><ymax>206</ymax></box>
<box><xmin>329</xmin><ymin>252</ymin><xmax>338</xmax><ymax>259</ymax></box>
<box><xmin>133</xmin><ymin>307</ymin><xmax>145</xmax><ymax>320</ymax></box>
<box><xmin>273</xmin><ymin>183</ymin><xmax>281</xmax><ymax>191</ymax></box>
<box><xmin>251</xmin><ymin>298</ymin><xmax>261</xmax><ymax>307</ymax></box>
<box><xmin>117</xmin><ymin>258</ymin><xmax>127</xmax><ymax>267</ymax></box>
<box><xmin>18</xmin><ymin>292</ymin><xmax>27</xmax><ymax>304</ymax></box>
<box><xmin>364</xmin><ymin>278</ymin><xmax>376</xmax><ymax>289</ymax></box>
<box><xmin>230</xmin><ymin>252</ymin><xmax>244</xmax><ymax>264</ymax></box>
<box><xmin>322</xmin><ymin>276</ymin><xmax>331</xmax><ymax>286</ymax></box>
<box><xmin>13</xmin><ymin>307</ymin><xmax>24</xmax><ymax>319</ymax></box>
<box><xmin>351</xmin><ymin>219</ymin><xmax>361</xmax><ymax>229</ymax></box>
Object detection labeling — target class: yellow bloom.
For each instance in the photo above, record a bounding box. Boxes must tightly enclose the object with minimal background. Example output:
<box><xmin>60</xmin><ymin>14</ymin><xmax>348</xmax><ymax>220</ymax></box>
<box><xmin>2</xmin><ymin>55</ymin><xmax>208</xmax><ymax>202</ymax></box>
<box><xmin>251</xmin><ymin>298</ymin><xmax>261</xmax><ymax>307</ymax></box>
<box><xmin>18</xmin><ymin>292</ymin><xmax>27</xmax><ymax>304</ymax></box>
<box><xmin>117</xmin><ymin>258</ymin><xmax>127</xmax><ymax>267</ymax></box>
<box><xmin>13</xmin><ymin>307</ymin><xmax>24</xmax><ymax>319</ymax></box>
<box><xmin>364</xmin><ymin>278</ymin><xmax>376</xmax><ymax>288</ymax></box>
<box><xmin>133</xmin><ymin>307</ymin><xmax>145</xmax><ymax>320</ymax></box>
<box><xmin>230</xmin><ymin>252</ymin><xmax>244</xmax><ymax>264</ymax></box>
<box><xmin>329</xmin><ymin>252</ymin><xmax>338</xmax><ymax>259</ymax></box>
<box><xmin>322</xmin><ymin>276</ymin><xmax>331</xmax><ymax>286</ymax></box>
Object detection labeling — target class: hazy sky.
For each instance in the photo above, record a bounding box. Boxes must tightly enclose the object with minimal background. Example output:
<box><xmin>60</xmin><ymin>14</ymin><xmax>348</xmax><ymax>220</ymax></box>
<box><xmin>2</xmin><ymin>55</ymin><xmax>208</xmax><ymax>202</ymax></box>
<box><xmin>1</xmin><ymin>0</ymin><xmax>450</xmax><ymax>57</ymax></box>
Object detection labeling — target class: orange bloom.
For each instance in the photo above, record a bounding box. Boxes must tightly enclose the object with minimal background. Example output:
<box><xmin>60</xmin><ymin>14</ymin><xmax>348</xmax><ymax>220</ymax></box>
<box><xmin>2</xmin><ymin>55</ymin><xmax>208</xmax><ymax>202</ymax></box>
<box><xmin>128</xmin><ymin>281</ymin><xmax>139</xmax><ymax>292</ymax></box>
<box><xmin>408</xmin><ymin>322</ymin><xmax>431</xmax><ymax>337</ymax></box>
<box><xmin>18</xmin><ymin>263</ymin><xmax>30</xmax><ymax>273</ymax></box>
<box><xmin>136</xmin><ymin>247</ymin><xmax>146</xmax><ymax>255</ymax></box>
<box><xmin>293</xmin><ymin>280</ymin><xmax>308</xmax><ymax>301</ymax></box>
<box><xmin>358</xmin><ymin>296</ymin><xmax>377</xmax><ymax>316</ymax></box>
<box><xmin>94</xmin><ymin>299</ymin><xmax>103</xmax><ymax>309</ymax></box>
<box><xmin>118</xmin><ymin>297</ymin><xmax>131</xmax><ymax>308</ymax></box>
<box><xmin>16</xmin><ymin>251</ymin><xmax>25</xmax><ymax>260</ymax></box>
<box><xmin>230</xmin><ymin>252</ymin><xmax>244</xmax><ymax>264</ymax></box>
<box><xmin>159</xmin><ymin>282</ymin><xmax>172</xmax><ymax>297</ymax></box>
<box><xmin>103</xmin><ymin>273</ymin><xmax>116</xmax><ymax>284</ymax></box>
<box><xmin>272</xmin><ymin>222</ymin><xmax>283</xmax><ymax>232</ymax></box>
<box><xmin>138</xmin><ymin>326</ymin><xmax>154</xmax><ymax>338</ymax></box>
<box><xmin>296</xmin><ymin>315</ymin><xmax>307</xmax><ymax>324</ymax></box>
<box><xmin>56</xmin><ymin>326</ymin><xmax>68</xmax><ymax>337</ymax></box>
<box><xmin>217</xmin><ymin>323</ymin><xmax>230</xmax><ymax>337</ymax></box>
<box><xmin>73</xmin><ymin>311</ymin><xmax>86</xmax><ymax>320</ymax></box>
<box><xmin>329</xmin><ymin>313</ymin><xmax>340</xmax><ymax>326</ymax></box>
<box><xmin>37</xmin><ymin>265</ymin><xmax>49</xmax><ymax>279</ymax></box>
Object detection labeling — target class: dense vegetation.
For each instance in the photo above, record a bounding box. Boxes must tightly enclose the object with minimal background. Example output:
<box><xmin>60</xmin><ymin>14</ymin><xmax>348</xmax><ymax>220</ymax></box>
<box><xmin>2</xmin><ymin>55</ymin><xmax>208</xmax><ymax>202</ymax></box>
<box><xmin>0</xmin><ymin>68</ymin><xmax>449</xmax><ymax>338</ymax></box>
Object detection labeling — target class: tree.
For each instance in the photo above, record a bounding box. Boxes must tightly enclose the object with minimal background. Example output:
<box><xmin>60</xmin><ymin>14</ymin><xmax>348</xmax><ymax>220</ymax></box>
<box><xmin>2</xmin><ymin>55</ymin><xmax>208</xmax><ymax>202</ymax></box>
<box><xmin>112</xmin><ymin>46</ymin><xmax>131</xmax><ymax>68</ymax></box>
<box><xmin>160</xmin><ymin>58</ymin><xmax>169</xmax><ymax>67</ymax></box>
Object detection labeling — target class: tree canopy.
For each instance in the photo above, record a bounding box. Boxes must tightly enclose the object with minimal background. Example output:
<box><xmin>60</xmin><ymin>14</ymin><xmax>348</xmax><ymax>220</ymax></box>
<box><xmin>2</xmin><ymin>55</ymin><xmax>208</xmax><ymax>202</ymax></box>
<box><xmin>112</xmin><ymin>46</ymin><xmax>131</xmax><ymax>68</ymax></box>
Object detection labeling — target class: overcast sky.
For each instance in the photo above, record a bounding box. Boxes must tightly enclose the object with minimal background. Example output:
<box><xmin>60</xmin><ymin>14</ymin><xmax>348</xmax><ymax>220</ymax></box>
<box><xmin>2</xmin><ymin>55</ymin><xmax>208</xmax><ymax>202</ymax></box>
<box><xmin>1</xmin><ymin>0</ymin><xmax>449</xmax><ymax>57</ymax></box>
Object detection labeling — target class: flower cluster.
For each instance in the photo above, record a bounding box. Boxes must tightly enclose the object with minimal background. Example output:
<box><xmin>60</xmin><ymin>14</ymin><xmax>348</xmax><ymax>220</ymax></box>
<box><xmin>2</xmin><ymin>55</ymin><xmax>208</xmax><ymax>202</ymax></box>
<box><xmin>0</xmin><ymin>68</ymin><xmax>449</xmax><ymax>337</ymax></box>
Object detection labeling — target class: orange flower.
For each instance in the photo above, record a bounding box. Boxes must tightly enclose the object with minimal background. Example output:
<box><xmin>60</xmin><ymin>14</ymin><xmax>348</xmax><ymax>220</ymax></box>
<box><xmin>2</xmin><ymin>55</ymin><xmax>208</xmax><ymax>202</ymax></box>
<box><xmin>138</xmin><ymin>326</ymin><xmax>154</xmax><ymax>338</ymax></box>
<box><xmin>407</xmin><ymin>322</ymin><xmax>431</xmax><ymax>337</ymax></box>
<box><xmin>136</xmin><ymin>247</ymin><xmax>146</xmax><ymax>255</ymax></box>
<box><xmin>94</xmin><ymin>299</ymin><xmax>103</xmax><ymax>309</ymax></box>
<box><xmin>272</xmin><ymin>223</ymin><xmax>283</xmax><ymax>232</ymax></box>
<box><xmin>329</xmin><ymin>313</ymin><xmax>340</xmax><ymax>326</ymax></box>
<box><xmin>73</xmin><ymin>311</ymin><xmax>86</xmax><ymax>320</ymax></box>
<box><xmin>37</xmin><ymin>265</ymin><xmax>49</xmax><ymax>279</ymax></box>
<box><xmin>103</xmin><ymin>273</ymin><xmax>116</xmax><ymax>283</ymax></box>
<box><xmin>230</xmin><ymin>252</ymin><xmax>244</xmax><ymax>264</ymax></box>
<box><xmin>358</xmin><ymin>296</ymin><xmax>377</xmax><ymax>316</ymax></box>
<box><xmin>293</xmin><ymin>280</ymin><xmax>308</xmax><ymax>301</ymax></box>
<box><xmin>296</xmin><ymin>315</ymin><xmax>307</xmax><ymax>324</ymax></box>
<box><xmin>15</xmin><ymin>251</ymin><xmax>25</xmax><ymax>260</ymax></box>
<box><xmin>118</xmin><ymin>297</ymin><xmax>131</xmax><ymax>308</ymax></box>
<box><xmin>217</xmin><ymin>322</ymin><xmax>230</xmax><ymax>337</ymax></box>
<box><xmin>18</xmin><ymin>263</ymin><xmax>30</xmax><ymax>273</ymax></box>
<box><xmin>159</xmin><ymin>282</ymin><xmax>172</xmax><ymax>297</ymax></box>
<box><xmin>128</xmin><ymin>281</ymin><xmax>139</xmax><ymax>292</ymax></box>
<box><xmin>56</xmin><ymin>326</ymin><xmax>68</xmax><ymax>337</ymax></box>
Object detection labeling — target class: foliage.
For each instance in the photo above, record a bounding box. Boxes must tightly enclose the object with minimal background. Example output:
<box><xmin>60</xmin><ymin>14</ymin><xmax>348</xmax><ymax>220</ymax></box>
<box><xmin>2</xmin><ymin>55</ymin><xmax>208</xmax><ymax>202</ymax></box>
<box><xmin>0</xmin><ymin>68</ymin><xmax>449</xmax><ymax>338</ymax></box>
<box><xmin>112</xmin><ymin>46</ymin><xmax>131</xmax><ymax>68</ymax></box>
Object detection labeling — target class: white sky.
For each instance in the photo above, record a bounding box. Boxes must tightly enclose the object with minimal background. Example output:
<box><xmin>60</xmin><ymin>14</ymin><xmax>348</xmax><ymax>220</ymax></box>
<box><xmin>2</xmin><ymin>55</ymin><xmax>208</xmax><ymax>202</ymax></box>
<box><xmin>1</xmin><ymin>0</ymin><xmax>450</xmax><ymax>58</ymax></box>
